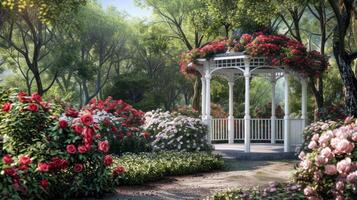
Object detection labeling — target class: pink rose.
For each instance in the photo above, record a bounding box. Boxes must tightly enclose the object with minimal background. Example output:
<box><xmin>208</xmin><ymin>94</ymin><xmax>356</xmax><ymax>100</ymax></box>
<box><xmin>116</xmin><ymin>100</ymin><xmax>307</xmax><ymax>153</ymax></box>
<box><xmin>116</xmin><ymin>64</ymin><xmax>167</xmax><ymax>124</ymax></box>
<box><xmin>331</xmin><ymin>138</ymin><xmax>354</xmax><ymax>155</ymax></box>
<box><xmin>311</xmin><ymin>134</ymin><xmax>319</xmax><ymax>141</ymax></box>
<box><xmin>98</xmin><ymin>140</ymin><xmax>109</xmax><ymax>153</ymax></box>
<box><xmin>300</xmin><ymin>160</ymin><xmax>312</xmax><ymax>170</ymax></box>
<box><xmin>78</xmin><ymin>145</ymin><xmax>88</xmax><ymax>154</ymax></box>
<box><xmin>324</xmin><ymin>164</ymin><xmax>337</xmax><ymax>175</ymax></box>
<box><xmin>308</xmin><ymin>141</ymin><xmax>318</xmax><ymax>149</ymax></box>
<box><xmin>103</xmin><ymin>155</ymin><xmax>113</xmax><ymax>166</ymax></box>
<box><xmin>80</xmin><ymin>113</ymin><xmax>93</xmax><ymax>126</ymax></box>
<box><xmin>66</xmin><ymin>144</ymin><xmax>77</xmax><ymax>154</ymax></box>
<box><xmin>318</xmin><ymin>131</ymin><xmax>333</xmax><ymax>146</ymax></box>
<box><xmin>320</xmin><ymin>147</ymin><xmax>333</xmax><ymax>160</ymax></box>
<box><xmin>304</xmin><ymin>186</ymin><xmax>315</xmax><ymax>196</ymax></box>
<box><xmin>337</xmin><ymin>157</ymin><xmax>352</xmax><ymax>174</ymax></box>
<box><xmin>347</xmin><ymin>171</ymin><xmax>357</xmax><ymax>184</ymax></box>
<box><xmin>73</xmin><ymin>163</ymin><xmax>84</xmax><ymax>173</ymax></box>
<box><xmin>315</xmin><ymin>155</ymin><xmax>327</xmax><ymax>166</ymax></box>
<box><xmin>298</xmin><ymin>151</ymin><xmax>305</xmax><ymax>160</ymax></box>
<box><xmin>335</xmin><ymin>181</ymin><xmax>345</xmax><ymax>191</ymax></box>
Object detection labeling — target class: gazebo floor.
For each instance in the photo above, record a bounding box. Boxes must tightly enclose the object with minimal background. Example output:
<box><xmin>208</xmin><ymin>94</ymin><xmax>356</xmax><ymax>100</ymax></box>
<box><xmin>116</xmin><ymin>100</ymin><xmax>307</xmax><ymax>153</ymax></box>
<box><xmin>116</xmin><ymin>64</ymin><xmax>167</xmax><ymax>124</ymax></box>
<box><xmin>213</xmin><ymin>143</ymin><xmax>298</xmax><ymax>161</ymax></box>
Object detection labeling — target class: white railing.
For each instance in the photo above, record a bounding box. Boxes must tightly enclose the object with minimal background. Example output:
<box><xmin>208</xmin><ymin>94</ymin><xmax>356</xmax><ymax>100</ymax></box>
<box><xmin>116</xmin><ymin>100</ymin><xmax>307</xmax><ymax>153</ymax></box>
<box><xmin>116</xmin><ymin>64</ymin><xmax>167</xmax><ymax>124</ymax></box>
<box><xmin>211</xmin><ymin>118</ymin><xmax>304</xmax><ymax>144</ymax></box>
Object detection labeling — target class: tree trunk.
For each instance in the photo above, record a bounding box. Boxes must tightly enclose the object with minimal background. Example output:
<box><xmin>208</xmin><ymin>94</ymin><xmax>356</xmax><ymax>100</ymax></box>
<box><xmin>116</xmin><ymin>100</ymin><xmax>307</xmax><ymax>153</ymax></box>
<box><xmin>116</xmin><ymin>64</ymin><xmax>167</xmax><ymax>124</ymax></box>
<box><xmin>192</xmin><ymin>76</ymin><xmax>201</xmax><ymax>111</ymax></box>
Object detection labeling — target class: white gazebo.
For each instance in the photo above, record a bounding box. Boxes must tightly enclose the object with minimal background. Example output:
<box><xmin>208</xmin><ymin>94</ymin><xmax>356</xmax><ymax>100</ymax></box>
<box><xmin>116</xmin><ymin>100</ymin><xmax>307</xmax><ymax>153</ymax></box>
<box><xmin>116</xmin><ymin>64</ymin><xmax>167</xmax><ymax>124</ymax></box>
<box><xmin>191</xmin><ymin>52</ymin><xmax>307</xmax><ymax>153</ymax></box>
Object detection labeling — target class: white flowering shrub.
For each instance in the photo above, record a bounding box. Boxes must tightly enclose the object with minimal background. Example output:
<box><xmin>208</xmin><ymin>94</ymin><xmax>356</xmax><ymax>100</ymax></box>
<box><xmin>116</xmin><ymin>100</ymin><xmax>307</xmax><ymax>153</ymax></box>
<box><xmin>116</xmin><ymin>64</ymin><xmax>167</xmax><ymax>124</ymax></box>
<box><xmin>143</xmin><ymin>109</ymin><xmax>212</xmax><ymax>152</ymax></box>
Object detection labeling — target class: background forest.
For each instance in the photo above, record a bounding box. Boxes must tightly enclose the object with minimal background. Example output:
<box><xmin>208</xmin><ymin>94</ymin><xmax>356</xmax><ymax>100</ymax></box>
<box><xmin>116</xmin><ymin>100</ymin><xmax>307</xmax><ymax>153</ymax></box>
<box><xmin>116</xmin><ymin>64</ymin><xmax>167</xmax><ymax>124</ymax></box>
<box><xmin>0</xmin><ymin>0</ymin><xmax>355</xmax><ymax>121</ymax></box>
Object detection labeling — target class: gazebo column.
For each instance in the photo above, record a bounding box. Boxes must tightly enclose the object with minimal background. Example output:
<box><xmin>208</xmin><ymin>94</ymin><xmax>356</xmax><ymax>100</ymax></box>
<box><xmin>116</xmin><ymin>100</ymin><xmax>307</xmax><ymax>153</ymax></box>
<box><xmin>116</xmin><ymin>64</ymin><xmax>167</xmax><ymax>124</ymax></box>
<box><xmin>205</xmin><ymin>73</ymin><xmax>212</xmax><ymax>144</ymax></box>
<box><xmin>301</xmin><ymin>78</ymin><xmax>308</xmax><ymax>134</ymax></box>
<box><xmin>228</xmin><ymin>81</ymin><xmax>235</xmax><ymax>144</ymax></box>
<box><xmin>244</xmin><ymin>58</ymin><xmax>251</xmax><ymax>152</ymax></box>
<box><xmin>201</xmin><ymin>76</ymin><xmax>206</xmax><ymax>121</ymax></box>
<box><xmin>270</xmin><ymin>74</ymin><xmax>276</xmax><ymax>144</ymax></box>
<box><xmin>283</xmin><ymin>70</ymin><xmax>290</xmax><ymax>152</ymax></box>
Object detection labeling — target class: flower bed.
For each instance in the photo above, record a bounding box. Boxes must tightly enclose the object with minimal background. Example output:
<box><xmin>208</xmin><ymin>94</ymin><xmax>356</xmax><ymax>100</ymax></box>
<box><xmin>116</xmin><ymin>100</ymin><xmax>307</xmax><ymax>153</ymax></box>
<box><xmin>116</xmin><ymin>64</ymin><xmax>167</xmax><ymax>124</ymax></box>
<box><xmin>210</xmin><ymin>182</ymin><xmax>304</xmax><ymax>200</ymax></box>
<box><xmin>143</xmin><ymin>109</ymin><xmax>212</xmax><ymax>152</ymax></box>
<box><xmin>180</xmin><ymin>32</ymin><xmax>328</xmax><ymax>77</ymax></box>
<box><xmin>111</xmin><ymin>151</ymin><xmax>224</xmax><ymax>185</ymax></box>
<box><xmin>295</xmin><ymin>117</ymin><xmax>357</xmax><ymax>199</ymax></box>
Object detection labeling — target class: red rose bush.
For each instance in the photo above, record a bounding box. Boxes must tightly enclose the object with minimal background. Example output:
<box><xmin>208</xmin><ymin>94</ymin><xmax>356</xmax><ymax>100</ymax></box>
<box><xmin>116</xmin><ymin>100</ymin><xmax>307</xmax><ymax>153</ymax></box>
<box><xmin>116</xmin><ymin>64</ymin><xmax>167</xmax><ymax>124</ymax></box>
<box><xmin>295</xmin><ymin>117</ymin><xmax>357</xmax><ymax>200</ymax></box>
<box><xmin>0</xmin><ymin>92</ymin><xmax>141</xmax><ymax>199</ymax></box>
<box><xmin>180</xmin><ymin>32</ymin><xmax>328</xmax><ymax>77</ymax></box>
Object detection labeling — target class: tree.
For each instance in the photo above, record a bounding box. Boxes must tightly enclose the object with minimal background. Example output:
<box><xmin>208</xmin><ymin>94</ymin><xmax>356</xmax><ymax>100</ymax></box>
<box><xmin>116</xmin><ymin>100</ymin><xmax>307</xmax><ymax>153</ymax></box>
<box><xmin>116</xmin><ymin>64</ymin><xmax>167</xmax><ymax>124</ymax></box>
<box><xmin>0</xmin><ymin>0</ymin><xmax>87</xmax><ymax>95</ymax></box>
<box><xmin>327</xmin><ymin>0</ymin><xmax>357</xmax><ymax>116</ymax></box>
<box><xmin>137</xmin><ymin>0</ymin><xmax>211</xmax><ymax>110</ymax></box>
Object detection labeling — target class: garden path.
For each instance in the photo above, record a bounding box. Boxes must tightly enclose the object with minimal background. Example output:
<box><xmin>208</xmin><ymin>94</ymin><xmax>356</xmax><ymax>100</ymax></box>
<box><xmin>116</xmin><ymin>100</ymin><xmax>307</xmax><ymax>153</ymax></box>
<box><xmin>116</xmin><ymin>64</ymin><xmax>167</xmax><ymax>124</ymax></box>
<box><xmin>104</xmin><ymin>159</ymin><xmax>297</xmax><ymax>200</ymax></box>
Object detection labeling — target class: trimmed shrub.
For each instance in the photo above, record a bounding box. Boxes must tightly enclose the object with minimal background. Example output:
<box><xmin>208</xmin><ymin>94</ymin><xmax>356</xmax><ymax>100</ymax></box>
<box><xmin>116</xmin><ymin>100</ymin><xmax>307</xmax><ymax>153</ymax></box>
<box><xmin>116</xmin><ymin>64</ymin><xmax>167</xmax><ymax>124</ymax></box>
<box><xmin>144</xmin><ymin>109</ymin><xmax>212</xmax><ymax>152</ymax></box>
<box><xmin>111</xmin><ymin>151</ymin><xmax>224</xmax><ymax>185</ymax></box>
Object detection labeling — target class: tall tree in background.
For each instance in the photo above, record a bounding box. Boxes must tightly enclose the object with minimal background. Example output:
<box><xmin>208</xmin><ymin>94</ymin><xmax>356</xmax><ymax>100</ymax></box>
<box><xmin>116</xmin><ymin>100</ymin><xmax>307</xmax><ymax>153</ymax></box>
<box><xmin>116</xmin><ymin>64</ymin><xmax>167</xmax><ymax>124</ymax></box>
<box><xmin>328</xmin><ymin>0</ymin><xmax>357</xmax><ymax>116</ymax></box>
<box><xmin>0</xmin><ymin>0</ymin><xmax>87</xmax><ymax>95</ymax></box>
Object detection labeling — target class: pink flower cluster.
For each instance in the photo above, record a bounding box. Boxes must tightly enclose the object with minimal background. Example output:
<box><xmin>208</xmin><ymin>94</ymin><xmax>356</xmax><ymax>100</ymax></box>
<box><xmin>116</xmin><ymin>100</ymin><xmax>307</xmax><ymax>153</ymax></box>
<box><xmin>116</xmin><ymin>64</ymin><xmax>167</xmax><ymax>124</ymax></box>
<box><xmin>296</xmin><ymin>117</ymin><xmax>357</xmax><ymax>199</ymax></box>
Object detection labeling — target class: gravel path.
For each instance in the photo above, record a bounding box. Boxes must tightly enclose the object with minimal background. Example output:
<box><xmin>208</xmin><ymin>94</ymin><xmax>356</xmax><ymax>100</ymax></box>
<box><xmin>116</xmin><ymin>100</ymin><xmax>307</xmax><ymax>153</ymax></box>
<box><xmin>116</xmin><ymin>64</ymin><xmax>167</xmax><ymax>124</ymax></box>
<box><xmin>102</xmin><ymin>159</ymin><xmax>297</xmax><ymax>200</ymax></box>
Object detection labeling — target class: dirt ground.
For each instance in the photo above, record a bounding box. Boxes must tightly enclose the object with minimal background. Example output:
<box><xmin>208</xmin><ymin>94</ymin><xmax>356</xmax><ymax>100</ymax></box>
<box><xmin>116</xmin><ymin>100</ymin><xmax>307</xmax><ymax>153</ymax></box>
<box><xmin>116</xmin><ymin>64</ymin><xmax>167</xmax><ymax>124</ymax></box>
<box><xmin>102</xmin><ymin>159</ymin><xmax>297</xmax><ymax>200</ymax></box>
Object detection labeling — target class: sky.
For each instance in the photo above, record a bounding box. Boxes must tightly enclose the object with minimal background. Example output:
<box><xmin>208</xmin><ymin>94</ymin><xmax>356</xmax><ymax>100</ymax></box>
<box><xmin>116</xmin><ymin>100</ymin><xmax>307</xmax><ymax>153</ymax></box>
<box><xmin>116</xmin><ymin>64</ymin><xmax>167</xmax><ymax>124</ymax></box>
<box><xmin>99</xmin><ymin>0</ymin><xmax>152</xmax><ymax>18</ymax></box>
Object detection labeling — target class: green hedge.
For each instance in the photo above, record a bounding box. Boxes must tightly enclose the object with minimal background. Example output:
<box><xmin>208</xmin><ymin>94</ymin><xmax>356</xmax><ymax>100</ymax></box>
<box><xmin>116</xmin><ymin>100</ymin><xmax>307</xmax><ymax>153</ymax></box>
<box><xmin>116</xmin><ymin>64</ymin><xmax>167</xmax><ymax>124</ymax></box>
<box><xmin>111</xmin><ymin>151</ymin><xmax>224</xmax><ymax>185</ymax></box>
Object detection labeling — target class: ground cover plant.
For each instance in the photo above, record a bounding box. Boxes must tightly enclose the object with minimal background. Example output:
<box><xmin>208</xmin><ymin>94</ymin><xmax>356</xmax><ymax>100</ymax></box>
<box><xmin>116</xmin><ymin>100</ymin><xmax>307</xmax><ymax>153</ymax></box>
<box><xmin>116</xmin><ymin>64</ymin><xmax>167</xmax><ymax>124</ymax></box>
<box><xmin>210</xmin><ymin>182</ymin><xmax>304</xmax><ymax>200</ymax></box>
<box><xmin>111</xmin><ymin>151</ymin><xmax>224</xmax><ymax>185</ymax></box>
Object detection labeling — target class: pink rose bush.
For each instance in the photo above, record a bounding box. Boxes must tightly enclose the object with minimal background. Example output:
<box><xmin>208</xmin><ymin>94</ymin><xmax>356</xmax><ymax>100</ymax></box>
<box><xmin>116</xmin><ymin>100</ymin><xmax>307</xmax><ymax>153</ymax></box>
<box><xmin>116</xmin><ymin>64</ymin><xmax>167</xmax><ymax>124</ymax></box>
<box><xmin>295</xmin><ymin>117</ymin><xmax>357</xmax><ymax>199</ymax></box>
<box><xmin>180</xmin><ymin>32</ymin><xmax>328</xmax><ymax>77</ymax></box>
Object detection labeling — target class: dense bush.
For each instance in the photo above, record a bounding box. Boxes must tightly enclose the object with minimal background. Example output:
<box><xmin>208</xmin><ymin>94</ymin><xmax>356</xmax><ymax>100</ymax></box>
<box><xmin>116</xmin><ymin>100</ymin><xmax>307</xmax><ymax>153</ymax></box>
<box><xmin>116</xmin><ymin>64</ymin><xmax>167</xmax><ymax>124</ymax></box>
<box><xmin>295</xmin><ymin>117</ymin><xmax>357</xmax><ymax>200</ymax></box>
<box><xmin>210</xmin><ymin>182</ymin><xmax>304</xmax><ymax>200</ymax></box>
<box><xmin>0</xmin><ymin>92</ymin><xmax>115</xmax><ymax>199</ymax></box>
<box><xmin>82</xmin><ymin>97</ymin><xmax>151</xmax><ymax>154</ymax></box>
<box><xmin>111</xmin><ymin>151</ymin><xmax>224</xmax><ymax>185</ymax></box>
<box><xmin>143</xmin><ymin>109</ymin><xmax>212</xmax><ymax>152</ymax></box>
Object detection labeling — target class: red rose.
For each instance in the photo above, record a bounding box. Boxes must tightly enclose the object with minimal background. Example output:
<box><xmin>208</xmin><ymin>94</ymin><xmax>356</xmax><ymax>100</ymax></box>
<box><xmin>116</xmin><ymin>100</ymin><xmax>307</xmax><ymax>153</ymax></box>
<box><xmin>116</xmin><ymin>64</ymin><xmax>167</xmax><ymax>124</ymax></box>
<box><xmin>80</xmin><ymin>113</ymin><xmax>93</xmax><ymax>126</ymax></box>
<box><xmin>78</xmin><ymin>145</ymin><xmax>88</xmax><ymax>154</ymax></box>
<box><xmin>66</xmin><ymin>144</ymin><xmax>77</xmax><ymax>154</ymax></box>
<box><xmin>31</xmin><ymin>93</ymin><xmax>42</xmax><ymax>102</ymax></box>
<box><xmin>37</xmin><ymin>163</ymin><xmax>49</xmax><ymax>172</ymax></box>
<box><xmin>2</xmin><ymin>102</ymin><xmax>12</xmax><ymax>112</ymax></box>
<box><xmin>113</xmin><ymin>166</ymin><xmax>125</xmax><ymax>175</ymax></box>
<box><xmin>103</xmin><ymin>118</ymin><xmax>111</xmax><ymax>127</ymax></box>
<box><xmin>18</xmin><ymin>165</ymin><xmax>29</xmax><ymax>171</ymax></box>
<box><xmin>18</xmin><ymin>155</ymin><xmax>32</xmax><ymax>165</ymax></box>
<box><xmin>27</xmin><ymin>103</ymin><xmax>39</xmax><ymax>112</ymax></box>
<box><xmin>72</xmin><ymin>125</ymin><xmax>83</xmax><ymax>134</ymax></box>
<box><xmin>4</xmin><ymin>168</ymin><xmax>17</xmax><ymax>176</ymax></box>
<box><xmin>82</xmin><ymin>127</ymin><xmax>94</xmax><ymax>145</ymax></box>
<box><xmin>65</xmin><ymin>107</ymin><xmax>79</xmax><ymax>118</ymax></box>
<box><xmin>2</xmin><ymin>154</ymin><xmax>13</xmax><ymax>164</ymax></box>
<box><xmin>17</xmin><ymin>91</ymin><xmax>28</xmax><ymax>102</ymax></box>
<box><xmin>59</xmin><ymin>120</ymin><xmax>68</xmax><ymax>129</ymax></box>
<box><xmin>103</xmin><ymin>155</ymin><xmax>113</xmax><ymax>166</ymax></box>
<box><xmin>98</xmin><ymin>140</ymin><xmax>109</xmax><ymax>153</ymax></box>
<box><xmin>40</xmin><ymin>179</ymin><xmax>49</xmax><ymax>188</ymax></box>
<box><xmin>111</xmin><ymin>126</ymin><xmax>118</xmax><ymax>133</ymax></box>
<box><xmin>73</xmin><ymin>163</ymin><xmax>84</xmax><ymax>173</ymax></box>
<box><xmin>60</xmin><ymin>159</ymin><xmax>69</xmax><ymax>169</ymax></box>
<box><xmin>95</xmin><ymin>134</ymin><xmax>101</xmax><ymax>139</ymax></box>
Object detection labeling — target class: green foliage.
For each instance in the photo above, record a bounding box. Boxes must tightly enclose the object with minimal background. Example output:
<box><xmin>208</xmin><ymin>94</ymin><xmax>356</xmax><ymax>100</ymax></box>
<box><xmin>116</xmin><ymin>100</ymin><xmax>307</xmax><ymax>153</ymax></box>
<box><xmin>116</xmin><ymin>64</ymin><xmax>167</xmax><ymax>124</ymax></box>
<box><xmin>210</xmin><ymin>182</ymin><xmax>304</xmax><ymax>200</ymax></box>
<box><xmin>111</xmin><ymin>151</ymin><xmax>224</xmax><ymax>185</ymax></box>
